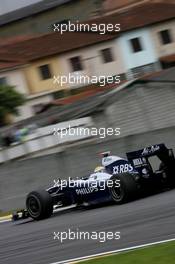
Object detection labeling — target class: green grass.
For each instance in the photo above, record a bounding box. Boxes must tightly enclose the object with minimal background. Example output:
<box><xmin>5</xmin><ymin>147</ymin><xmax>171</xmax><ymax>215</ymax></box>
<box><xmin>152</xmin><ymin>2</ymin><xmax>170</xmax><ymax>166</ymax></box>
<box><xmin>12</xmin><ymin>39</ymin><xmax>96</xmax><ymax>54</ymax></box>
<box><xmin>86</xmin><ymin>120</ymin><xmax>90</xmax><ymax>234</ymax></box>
<box><xmin>83</xmin><ymin>241</ymin><xmax>175</xmax><ymax>264</ymax></box>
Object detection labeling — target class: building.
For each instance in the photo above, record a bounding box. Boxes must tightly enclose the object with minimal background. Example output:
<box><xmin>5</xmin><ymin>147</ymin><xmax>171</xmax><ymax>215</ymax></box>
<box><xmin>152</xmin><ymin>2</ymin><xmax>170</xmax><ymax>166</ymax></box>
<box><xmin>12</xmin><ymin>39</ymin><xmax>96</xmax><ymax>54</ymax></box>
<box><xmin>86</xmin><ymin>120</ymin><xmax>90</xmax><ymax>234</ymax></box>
<box><xmin>150</xmin><ymin>19</ymin><xmax>175</xmax><ymax>69</ymax></box>
<box><xmin>0</xmin><ymin>55</ymin><xmax>57</xmax><ymax>120</ymax></box>
<box><xmin>0</xmin><ymin>31</ymin><xmax>118</xmax><ymax>121</ymax></box>
<box><xmin>0</xmin><ymin>0</ymin><xmax>103</xmax><ymax>37</ymax></box>
<box><xmin>0</xmin><ymin>2</ymin><xmax>175</xmax><ymax>122</ymax></box>
<box><xmin>58</xmin><ymin>37</ymin><xmax>126</xmax><ymax>89</ymax></box>
<box><xmin>103</xmin><ymin>0</ymin><xmax>175</xmax><ymax>15</ymax></box>
<box><xmin>118</xmin><ymin>28</ymin><xmax>158</xmax><ymax>79</ymax></box>
<box><xmin>0</xmin><ymin>30</ymin><xmax>118</xmax><ymax>91</ymax></box>
<box><xmin>90</xmin><ymin>2</ymin><xmax>175</xmax><ymax>78</ymax></box>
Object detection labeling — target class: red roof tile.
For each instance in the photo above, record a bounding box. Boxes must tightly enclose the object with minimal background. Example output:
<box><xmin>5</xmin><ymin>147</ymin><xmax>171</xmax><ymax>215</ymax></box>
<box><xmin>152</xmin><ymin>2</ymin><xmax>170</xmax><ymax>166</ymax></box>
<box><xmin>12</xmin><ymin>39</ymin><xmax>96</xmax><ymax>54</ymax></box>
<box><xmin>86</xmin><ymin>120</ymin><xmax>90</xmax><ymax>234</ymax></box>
<box><xmin>0</xmin><ymin>2</ymin><xmax>174</xmax><ymax>69</ymax></box>
<box><xmin>0</xmin><ymin>35</ymin><xmax>37</xmax><ymax>47</ymax></box>
<box><xmin>53</xmin><ymin>82</ymin><xmax>119</xmax><ymax>105</ymax></box>
<box><xmin>0</xmin><ymin>60</ymin><xmax>25</xmax><ymax>71</ymax></box>
<box><xmin>160</xmin><ymin>54</ymin><xmax>175</xmax><ymax>63</ymax></box>
<box><xmin>0</xmin><ymin>31</ymin><xmax>116</xmax><ymax>62</ymax></box>
<box><xmin>88</xmin><ymin>2</ymin><xmax>175</xmax><ymax>32</ymax></box>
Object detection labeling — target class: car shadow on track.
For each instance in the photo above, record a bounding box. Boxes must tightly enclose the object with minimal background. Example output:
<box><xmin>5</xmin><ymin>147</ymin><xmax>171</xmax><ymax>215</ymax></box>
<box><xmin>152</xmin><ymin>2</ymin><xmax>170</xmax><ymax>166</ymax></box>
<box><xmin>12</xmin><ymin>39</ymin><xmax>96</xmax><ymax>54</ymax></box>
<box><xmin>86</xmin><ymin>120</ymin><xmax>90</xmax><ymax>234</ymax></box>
<box><xmin>13</xmin><ymin>188</ymin><xmax>174</xmax><ymax>225</ymax></box>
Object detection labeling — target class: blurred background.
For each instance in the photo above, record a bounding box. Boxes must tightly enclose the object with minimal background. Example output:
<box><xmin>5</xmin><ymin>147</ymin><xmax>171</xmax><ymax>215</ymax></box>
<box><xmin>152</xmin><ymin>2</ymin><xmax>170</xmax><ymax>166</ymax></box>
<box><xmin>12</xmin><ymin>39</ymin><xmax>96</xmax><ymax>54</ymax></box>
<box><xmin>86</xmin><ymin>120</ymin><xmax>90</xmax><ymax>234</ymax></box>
<box><xmin>0</xmin><ymin>0</ymin><xmax>175</xmax><ymax>212</ymax></box>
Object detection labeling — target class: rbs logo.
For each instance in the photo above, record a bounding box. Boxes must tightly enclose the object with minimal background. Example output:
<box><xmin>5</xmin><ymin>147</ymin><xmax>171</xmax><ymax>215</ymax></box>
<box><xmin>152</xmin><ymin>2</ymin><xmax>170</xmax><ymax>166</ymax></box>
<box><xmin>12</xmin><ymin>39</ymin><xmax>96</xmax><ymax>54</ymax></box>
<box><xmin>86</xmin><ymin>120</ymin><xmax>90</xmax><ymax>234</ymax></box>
<box><xmin>113</xmin><ymin>164</ymin><xmax>133</xmax><ymax>174</ymax></box>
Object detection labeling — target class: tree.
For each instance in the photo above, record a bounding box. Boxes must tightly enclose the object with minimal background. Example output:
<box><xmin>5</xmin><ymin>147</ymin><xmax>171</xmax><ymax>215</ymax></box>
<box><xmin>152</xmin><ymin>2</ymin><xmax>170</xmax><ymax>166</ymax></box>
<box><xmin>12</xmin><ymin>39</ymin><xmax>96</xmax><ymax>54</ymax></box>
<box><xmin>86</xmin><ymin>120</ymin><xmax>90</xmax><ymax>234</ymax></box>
<box><xmin>0</xmin><ymin>85</ymin><xmax>25</xmax><ymax>125</ymax></box>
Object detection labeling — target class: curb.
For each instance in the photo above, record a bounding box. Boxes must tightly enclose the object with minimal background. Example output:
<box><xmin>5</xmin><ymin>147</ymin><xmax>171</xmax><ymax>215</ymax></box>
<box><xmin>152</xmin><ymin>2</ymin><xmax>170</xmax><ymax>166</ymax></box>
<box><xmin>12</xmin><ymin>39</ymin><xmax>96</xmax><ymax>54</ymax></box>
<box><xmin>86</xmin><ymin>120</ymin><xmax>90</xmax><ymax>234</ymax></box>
<box><xmin>49</xmin><ymin>238</ymin><xmax>175</xmax><ymax>264</ymax></box>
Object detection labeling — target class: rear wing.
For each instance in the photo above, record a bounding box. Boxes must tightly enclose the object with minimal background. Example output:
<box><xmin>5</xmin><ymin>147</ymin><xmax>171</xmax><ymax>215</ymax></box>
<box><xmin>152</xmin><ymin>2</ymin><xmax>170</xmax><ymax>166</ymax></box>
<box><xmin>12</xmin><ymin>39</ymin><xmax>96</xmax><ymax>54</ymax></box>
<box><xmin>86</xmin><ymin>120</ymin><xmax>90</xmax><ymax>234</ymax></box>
<box><xmin>126</xmin><ymin>143</ymin><xmax>174</xmax><ymax>169</ymax></box>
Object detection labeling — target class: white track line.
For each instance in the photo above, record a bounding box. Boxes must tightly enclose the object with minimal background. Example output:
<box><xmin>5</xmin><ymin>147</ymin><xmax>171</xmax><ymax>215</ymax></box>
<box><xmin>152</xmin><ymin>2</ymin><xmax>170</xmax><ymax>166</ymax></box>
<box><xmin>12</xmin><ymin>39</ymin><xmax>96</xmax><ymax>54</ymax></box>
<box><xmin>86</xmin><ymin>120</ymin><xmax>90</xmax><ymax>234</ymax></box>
<box><xmin>0</xmin><ymin>219</ymin><xmax>11</xmax><ymax>223</ymax></box>
<box><xmin>49</xmin><ymin>237</ymin><xmax>175</xmax><ymax>264</ymax></box>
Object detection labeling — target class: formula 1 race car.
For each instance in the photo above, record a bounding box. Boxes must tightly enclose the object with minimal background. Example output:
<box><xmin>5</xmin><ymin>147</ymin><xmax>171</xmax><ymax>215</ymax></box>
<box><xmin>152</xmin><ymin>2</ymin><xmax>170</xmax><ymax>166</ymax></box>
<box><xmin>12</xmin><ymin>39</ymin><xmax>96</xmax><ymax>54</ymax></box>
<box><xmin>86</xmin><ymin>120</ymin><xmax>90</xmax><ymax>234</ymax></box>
<box><xmin>12</xmin><ymin>143</ymin><xmax>175</xmax><ymax>221</ymax></box>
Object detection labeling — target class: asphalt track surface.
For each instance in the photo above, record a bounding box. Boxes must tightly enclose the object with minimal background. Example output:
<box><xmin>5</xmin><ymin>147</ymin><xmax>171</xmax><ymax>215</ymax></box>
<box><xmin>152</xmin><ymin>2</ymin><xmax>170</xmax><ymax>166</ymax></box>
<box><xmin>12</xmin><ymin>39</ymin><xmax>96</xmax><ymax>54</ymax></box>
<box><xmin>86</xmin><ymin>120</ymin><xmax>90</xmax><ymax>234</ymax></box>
<box><xmin>1</xmin><ymin>189</ymin><xmax>175</xmax><ymax>264</ymax></box>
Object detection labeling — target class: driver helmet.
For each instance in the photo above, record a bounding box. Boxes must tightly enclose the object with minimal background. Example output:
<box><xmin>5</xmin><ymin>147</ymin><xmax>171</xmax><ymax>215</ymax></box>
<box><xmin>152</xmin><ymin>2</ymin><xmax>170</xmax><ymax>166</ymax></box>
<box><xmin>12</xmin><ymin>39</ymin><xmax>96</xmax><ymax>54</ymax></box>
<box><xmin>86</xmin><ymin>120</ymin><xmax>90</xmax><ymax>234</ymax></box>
<box><xmin>94</xmin><ymin>166</ymin><xmax>105</xmax><ymax>173</ymax></box>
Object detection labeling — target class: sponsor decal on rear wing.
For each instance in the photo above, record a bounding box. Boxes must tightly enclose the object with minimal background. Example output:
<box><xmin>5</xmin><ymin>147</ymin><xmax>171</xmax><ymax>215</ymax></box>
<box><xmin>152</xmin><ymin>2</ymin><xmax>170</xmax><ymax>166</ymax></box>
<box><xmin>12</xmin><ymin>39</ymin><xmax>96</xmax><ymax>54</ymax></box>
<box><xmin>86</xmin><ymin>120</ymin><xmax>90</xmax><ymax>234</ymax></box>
<box><xmin>126</xmin><ymin>143</ymin><xmax>168</xmax><ymax>160</ymax></box>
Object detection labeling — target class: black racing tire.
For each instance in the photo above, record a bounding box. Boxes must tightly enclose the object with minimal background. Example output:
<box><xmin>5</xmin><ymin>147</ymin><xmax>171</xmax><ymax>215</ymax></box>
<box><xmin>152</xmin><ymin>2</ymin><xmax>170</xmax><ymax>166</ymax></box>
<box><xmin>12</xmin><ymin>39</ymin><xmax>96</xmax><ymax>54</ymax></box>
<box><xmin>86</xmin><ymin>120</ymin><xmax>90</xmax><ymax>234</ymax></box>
<box><xmin>26</xmin><ymin>190</ymin><xmax>53</xmax><ymax>220</ymax></box>
<box><xmin>109</xmin><ymin>173</ymin><xmax>138</xmax><ymax>204</ymax></box>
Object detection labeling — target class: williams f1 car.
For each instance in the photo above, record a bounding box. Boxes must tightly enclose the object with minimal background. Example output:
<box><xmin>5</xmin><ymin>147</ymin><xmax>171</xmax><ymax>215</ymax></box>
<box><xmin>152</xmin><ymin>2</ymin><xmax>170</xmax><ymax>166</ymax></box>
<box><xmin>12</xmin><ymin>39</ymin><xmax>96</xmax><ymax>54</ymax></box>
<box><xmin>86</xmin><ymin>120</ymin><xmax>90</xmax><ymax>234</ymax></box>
<box><xmin>12</xmin><ymin>143</ymin><xmax>175</xmax><ymax>221</ymax></box>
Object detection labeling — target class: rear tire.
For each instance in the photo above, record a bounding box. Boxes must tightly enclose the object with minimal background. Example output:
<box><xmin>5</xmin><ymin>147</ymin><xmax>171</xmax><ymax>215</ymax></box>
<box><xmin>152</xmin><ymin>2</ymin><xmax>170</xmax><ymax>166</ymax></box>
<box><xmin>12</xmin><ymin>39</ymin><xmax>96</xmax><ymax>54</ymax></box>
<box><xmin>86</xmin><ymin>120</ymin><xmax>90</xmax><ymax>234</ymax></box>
<box><xmin>159</xmin><ymin>162</ymin><xmax>175</xmax><ymax>187</ymax></box>
<box><xmin>109</xmin><ymin>173</ymin><xmax>138</xmax><ymax>204</ymax></box>
<box><xmin>26</xmin><ymin>190</ymin><xmax>53</xmax><ymax>220</ymax></box>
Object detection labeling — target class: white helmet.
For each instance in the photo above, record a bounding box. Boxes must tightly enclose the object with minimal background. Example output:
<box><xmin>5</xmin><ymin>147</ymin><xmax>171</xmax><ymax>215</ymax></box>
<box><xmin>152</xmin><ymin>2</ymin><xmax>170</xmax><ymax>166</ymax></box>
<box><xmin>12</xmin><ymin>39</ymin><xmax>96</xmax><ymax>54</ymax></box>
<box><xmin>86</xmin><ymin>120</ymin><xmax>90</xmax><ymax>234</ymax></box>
<box><xmin>94</xmin><ymin>166</ymin><xmax>105</xmax><ymax>173</ymax></box>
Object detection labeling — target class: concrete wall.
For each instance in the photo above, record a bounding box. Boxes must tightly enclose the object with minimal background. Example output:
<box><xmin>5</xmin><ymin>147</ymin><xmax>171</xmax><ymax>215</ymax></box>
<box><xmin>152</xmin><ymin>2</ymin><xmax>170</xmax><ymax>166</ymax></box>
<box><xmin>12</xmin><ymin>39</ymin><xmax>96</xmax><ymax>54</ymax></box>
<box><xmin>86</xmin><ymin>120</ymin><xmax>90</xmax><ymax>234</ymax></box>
<box><xmin>0</xmin><ymin>117</ymin><xmax>93</xmax><ymax>162</ymax></box>
<box><xmin>0</xmin><ymin>79</ymin><xmax>174</xmax><ymax>212</ymax></box>
<box><xmin>104</xmin><ymin>82</ymin><xmax>175</xmax><ymax>136</ymax></box>
<box><xmin>0</xmin><ymin>125</ymin><xmax>175</xmax><ymax>212</ymax></box>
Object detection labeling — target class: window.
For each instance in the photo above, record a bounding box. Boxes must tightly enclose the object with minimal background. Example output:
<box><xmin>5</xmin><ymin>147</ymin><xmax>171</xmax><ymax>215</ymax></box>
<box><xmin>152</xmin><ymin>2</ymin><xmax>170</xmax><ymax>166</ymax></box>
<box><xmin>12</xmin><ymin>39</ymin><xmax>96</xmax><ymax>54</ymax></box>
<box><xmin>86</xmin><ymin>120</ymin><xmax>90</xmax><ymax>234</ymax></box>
<box><xmin>130</xmin><ymin>37</ymin><xmax>143</xmax><ymax>53</ymax></box>
<box><xmin>69</xmin><ymin>56</ymin><xmax>83</xmax><ymax>72</ymax></box>
<box><xmin>101</xmin><ymin>48</ymin><xmax>114</xmax><ymax>63</ymax></box>
<box><xmin>0</xmin><ymin>77</ymin><xmax>7</xmax><ymax>85</ymax></box>
<box><xmin>38</xmin><ymin>64</ymin><xmax>52</xmax><ymax>80</ymax></box>
<box><xmin>159</xmin><ymin>29</ymin><xmax>172</xmax><ymax>45</ymax></box>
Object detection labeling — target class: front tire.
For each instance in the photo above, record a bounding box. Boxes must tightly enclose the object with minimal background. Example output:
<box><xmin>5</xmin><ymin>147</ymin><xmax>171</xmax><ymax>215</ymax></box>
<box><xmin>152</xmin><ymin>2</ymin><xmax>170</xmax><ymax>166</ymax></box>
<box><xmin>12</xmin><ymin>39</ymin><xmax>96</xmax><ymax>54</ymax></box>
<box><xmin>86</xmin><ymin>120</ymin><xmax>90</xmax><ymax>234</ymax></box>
<box><xmin>26</xmin><ymin>190</ymin><xmax>53</xmax><ymax>220</ymax></box>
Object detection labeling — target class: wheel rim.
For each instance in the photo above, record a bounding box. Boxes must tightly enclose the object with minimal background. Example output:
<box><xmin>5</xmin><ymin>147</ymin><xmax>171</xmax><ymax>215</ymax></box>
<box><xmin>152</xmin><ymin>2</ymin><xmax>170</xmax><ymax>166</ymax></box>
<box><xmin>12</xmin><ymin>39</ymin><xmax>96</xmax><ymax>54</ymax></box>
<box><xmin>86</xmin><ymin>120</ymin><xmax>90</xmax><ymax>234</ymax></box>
<box><xmin>110</xmin><ymin>182</ymin><xmax>124</xmax><ymax>202</ymax></box>
<box><xmin>27</xmin><ymin>196</ymin><xmax>41</xmax><ymax>217</ymax></box>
